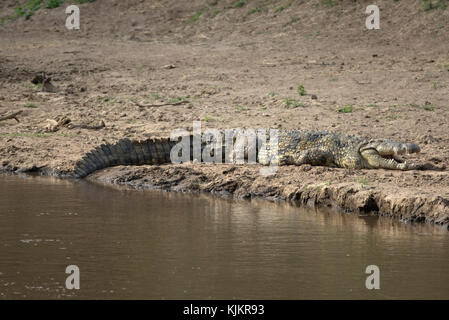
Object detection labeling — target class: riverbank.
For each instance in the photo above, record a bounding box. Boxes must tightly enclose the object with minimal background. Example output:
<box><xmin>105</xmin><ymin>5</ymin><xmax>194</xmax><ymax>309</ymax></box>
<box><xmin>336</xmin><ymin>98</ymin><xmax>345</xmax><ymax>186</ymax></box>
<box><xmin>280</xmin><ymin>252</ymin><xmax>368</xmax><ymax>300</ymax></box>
<box><xmin>1</xmin><ymin>0</ymin><xmax>448</xmax><ymax>228</ymax></box>
<box><xmin>85</xmin><ymin>163</ymin><xmax>449</xmax><ymax>228</ymax></box>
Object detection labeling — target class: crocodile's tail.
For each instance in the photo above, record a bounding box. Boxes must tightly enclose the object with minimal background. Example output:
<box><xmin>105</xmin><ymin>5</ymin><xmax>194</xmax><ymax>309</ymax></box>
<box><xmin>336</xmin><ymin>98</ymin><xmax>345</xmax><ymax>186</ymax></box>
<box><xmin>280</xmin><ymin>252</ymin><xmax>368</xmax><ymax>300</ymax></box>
<box><xmin>74</xmin><ymin>133</ymin><xmax>272</xmax><ymax>178</ymax></box>
<box><xmin>74</xmin><ymin>137</ymin><xmax>177</xmax><ymax>178</ymax></box>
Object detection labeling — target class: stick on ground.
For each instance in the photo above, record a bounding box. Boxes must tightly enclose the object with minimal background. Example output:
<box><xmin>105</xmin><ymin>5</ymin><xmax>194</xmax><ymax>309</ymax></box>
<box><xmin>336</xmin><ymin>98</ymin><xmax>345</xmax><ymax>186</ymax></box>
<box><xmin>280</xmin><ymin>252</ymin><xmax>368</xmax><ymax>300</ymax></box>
<box><xmin>131</xmin><ymin>100</ymin><xmax>189</xmax><ymax>108</ymax></box>
<box><xmin>0</xmin><ymin>111</ymin><xmax>23</xmax><ymax>123</ymax></box>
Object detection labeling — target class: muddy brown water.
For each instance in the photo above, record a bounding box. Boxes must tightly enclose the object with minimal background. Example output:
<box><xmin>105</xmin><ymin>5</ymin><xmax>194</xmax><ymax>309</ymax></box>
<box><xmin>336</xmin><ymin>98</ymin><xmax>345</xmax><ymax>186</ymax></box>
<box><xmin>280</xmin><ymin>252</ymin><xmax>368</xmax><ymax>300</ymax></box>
<box><xmin>0</xmin><ymin>174</ymin><xmax>448</xmax><ymax>299</ymax></box>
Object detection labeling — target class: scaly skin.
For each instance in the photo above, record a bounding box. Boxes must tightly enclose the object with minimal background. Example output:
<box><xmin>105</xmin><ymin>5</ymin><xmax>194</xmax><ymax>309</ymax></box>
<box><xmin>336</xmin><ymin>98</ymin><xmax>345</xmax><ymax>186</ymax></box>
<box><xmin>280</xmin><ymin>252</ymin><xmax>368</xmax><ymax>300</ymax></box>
<box><xmin>73</xmin><ymin>130</ymin><xmax>421</xmax><ymax>178</ymax></box>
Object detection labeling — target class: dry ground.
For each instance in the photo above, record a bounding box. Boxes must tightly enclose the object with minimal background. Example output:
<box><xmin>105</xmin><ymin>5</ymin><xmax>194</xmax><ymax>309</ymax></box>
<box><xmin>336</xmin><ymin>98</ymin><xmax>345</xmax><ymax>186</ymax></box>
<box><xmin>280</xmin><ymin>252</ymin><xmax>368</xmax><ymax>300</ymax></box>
<box><xmin>0</xmin><ymin>0</ymin><xmax>448</xmax><ymax>226</ymax></box>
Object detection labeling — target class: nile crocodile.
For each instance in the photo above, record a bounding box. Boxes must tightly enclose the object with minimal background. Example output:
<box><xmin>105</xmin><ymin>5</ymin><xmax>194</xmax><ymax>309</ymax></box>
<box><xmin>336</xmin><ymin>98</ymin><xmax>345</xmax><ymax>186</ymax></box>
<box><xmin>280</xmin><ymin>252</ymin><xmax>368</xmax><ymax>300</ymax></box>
<box><xmin>74</xmin><ymin>130</ymin><xmax>421</xmax><ymax>178</ymax></box>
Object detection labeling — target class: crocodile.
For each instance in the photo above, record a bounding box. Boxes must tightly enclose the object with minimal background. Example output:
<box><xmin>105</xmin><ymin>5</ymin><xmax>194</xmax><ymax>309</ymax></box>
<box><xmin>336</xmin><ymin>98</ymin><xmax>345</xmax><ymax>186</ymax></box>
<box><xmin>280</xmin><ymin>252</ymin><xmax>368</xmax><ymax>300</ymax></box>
<box><xmin>73</xmin><ymin>130</ymin><xmax>421</xmax><ymax>178</ymax></box>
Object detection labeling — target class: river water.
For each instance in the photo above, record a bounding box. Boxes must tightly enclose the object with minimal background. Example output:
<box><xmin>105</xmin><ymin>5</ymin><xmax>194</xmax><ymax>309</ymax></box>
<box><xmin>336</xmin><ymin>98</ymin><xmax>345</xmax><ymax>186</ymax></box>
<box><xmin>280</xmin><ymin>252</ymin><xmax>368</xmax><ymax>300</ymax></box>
<box><xmin>0</xmin><ymin>174</ymin><xmax>448</xmax><ymax>299</ymax></box>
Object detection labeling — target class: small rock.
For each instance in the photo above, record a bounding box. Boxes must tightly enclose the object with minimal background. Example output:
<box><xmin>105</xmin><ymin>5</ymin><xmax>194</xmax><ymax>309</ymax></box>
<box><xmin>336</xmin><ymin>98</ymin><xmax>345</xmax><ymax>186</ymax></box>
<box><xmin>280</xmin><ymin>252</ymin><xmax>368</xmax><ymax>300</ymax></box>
<box><xmin>162</xmin><ymin>64</ymin><xmax>176</xmax><ymax>69</ymax></box>
<box><xmin>123</xmin><ymin>34</ymin><xmax>136</xmax><ymax>41</ymax></box>
<box><xmin>429</xmin><ymin>157</ymin><xmax>442</xmax><ymax>164</ymax></box>
<box><xmin>44</xmin><ymin>119</ymin><xmax>59</xmax><ymax>132</ymax></box>
<box><xmin>42</xmin><ymin>79</ymin><xmax>59</xmax><ymax>93</ymax></box>
<box><xmin>31</xmin><ymin>74</ymin><xmax>45</xmax><ymax>84</ymax></box>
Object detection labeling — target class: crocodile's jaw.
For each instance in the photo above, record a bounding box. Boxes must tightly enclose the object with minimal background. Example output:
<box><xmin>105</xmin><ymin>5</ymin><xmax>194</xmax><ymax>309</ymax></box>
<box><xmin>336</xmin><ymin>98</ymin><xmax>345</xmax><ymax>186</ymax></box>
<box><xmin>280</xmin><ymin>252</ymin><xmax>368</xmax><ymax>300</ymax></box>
<box><xmin>360</xmin><ymin>149</ymin><xmax>416</xmax><ymax>170</ymax></box>
<box><xmin>359</xmin><ymin>140</ymin><xmax>420</xmax><ymax>170</ymax></box>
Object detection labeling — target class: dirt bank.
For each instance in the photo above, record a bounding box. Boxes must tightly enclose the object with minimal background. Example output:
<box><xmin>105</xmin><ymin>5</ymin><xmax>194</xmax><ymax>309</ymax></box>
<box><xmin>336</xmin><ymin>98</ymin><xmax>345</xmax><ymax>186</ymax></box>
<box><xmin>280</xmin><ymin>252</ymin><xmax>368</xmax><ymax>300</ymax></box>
<box><xmin>87</xmin><ymin>163</ymin><xmax>449</xmax><ymax>229</ymax></box>
<box><xmin>1</xmin><ymin>0</ymin><xmax>448</xmax><ymax>227</ymax></box>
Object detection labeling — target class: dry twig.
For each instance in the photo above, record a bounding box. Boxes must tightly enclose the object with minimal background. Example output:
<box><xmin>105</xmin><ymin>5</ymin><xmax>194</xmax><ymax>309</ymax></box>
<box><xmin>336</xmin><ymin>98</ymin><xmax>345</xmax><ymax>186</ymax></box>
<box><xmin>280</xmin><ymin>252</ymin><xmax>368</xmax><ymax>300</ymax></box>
<box><xmin>0</xmin><ymin>111</ymin><xmax>23</xmax><ymax>123</ymax></box>
<box><xmin>131</xmin><ymin>100</ymin><xmax>189</xmax><ymax>108</ymax></box>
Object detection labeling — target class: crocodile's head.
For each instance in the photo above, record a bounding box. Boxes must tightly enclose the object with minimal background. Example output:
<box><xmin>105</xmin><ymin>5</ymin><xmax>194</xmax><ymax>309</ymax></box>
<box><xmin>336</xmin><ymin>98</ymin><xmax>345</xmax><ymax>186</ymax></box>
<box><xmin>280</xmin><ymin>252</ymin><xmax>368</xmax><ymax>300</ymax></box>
<box><xmin>359</xmin><ymin>139</ymin><xmax>421</xmax><ymax>170</ymax></box>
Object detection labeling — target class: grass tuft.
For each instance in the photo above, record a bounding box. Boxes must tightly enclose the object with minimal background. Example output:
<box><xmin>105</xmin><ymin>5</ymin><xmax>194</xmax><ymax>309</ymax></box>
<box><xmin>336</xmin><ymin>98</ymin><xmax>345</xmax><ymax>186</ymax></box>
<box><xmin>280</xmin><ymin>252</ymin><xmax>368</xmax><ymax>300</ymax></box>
<box><xmin>232</xmin><ymin>0</ymin><xmax>246</xmax><ymax>9</ymax></box>
<box><xmin>337</xmin><ymin>105</ymin><xmax>353</xmax><ymax>113</ymax></box>
<box><xmin>24</xmin><ymin>102</ymin><xmax>38</xmax><ymax>108</ymax></box>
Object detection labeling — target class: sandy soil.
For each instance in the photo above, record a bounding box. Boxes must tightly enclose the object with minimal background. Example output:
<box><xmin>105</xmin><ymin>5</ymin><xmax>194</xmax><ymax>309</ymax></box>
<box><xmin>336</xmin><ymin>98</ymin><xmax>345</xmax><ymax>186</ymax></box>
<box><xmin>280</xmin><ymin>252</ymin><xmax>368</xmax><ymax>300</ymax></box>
<box><xmin>0</xmin><ymin>0</ymin><xmax>448</xmax><ymax>227</ymax></box>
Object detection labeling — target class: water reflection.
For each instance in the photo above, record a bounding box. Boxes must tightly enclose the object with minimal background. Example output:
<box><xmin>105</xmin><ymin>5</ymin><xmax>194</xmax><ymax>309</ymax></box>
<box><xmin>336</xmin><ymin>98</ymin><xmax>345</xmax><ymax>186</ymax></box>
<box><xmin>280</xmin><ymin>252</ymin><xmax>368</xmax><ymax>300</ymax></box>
<box><xmin>0</xmin><ymin>174</ymin><xmax>448</xmax><ymax>299</ymax></box>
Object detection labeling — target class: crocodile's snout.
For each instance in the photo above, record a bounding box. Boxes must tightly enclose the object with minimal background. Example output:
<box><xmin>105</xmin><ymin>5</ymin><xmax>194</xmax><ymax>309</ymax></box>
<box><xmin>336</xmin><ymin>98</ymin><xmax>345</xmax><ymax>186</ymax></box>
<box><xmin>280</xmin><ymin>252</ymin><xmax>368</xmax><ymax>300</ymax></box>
<box><xmin>374</xmin><ymin>141</ymin><xmax>420</xmax><ymax>156</ymax></box>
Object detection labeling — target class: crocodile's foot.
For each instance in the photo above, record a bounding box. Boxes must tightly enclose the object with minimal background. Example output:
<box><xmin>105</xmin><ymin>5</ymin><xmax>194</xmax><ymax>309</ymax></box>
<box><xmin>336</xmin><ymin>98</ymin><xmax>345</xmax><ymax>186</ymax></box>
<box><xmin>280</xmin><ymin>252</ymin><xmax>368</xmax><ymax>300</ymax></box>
<box><xmin>360</xmin><ymin>140</ymin><xmax>421</xmax><ymax>170</ymax></box>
